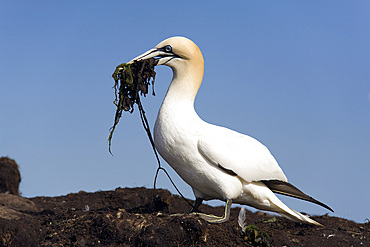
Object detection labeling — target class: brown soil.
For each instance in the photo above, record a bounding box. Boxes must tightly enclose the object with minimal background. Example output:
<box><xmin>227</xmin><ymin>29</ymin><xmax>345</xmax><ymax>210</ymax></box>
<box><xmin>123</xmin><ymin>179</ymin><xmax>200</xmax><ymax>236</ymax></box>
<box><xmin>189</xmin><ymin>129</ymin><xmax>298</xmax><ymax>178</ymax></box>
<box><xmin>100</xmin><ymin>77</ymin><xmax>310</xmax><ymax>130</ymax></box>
<box><xmin>0</xmin><ymin>187</ymin><xmax>368</xmax><ymax>246</ymax></box>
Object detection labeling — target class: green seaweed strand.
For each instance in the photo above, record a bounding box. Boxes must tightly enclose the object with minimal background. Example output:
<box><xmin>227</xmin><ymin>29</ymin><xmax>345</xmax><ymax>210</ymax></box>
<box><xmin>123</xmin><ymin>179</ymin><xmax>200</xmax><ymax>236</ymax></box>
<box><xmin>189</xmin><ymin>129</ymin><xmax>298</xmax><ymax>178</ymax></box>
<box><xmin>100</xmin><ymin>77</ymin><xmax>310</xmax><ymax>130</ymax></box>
<box><xmin>108</xmin><ymin>59</ymin><xmax>157</xmax><ymax>155</ymax></box>
<box><xmin>109</xmin><ymin>63</ymin><xmax>133</xmax><ymax>154</ymax></box>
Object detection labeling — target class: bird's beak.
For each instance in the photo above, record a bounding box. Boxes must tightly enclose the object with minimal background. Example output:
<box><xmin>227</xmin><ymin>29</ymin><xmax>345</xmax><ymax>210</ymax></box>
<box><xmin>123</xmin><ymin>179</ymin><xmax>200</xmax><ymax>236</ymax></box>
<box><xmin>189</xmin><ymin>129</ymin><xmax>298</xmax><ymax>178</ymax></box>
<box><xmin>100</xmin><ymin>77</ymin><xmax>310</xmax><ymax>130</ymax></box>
<box><xmin>128</xmin><ymin>48</ymin><xmax>161</xmax><ymax>64</ymax></box>
<box><xmin>128</xmin><ymin>48</ymin><xmax>180</xmax><ymax>65</ymax></box>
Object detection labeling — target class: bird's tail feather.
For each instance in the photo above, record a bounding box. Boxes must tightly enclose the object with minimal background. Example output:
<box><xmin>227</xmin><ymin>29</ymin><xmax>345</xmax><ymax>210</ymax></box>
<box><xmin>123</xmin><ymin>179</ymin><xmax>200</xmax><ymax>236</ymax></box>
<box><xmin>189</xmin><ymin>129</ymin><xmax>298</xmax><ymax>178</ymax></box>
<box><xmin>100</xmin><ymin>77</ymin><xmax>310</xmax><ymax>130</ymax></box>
<box><xmin>241</xmin><ymin>182</ymin><xmax>324</xmax><ymax>226</ymax></box>
<box><xmin>262</xmin><ymin>180</ymin><xmax>333</xmax><ymax>212</ymax></box>
<box><xmin>269</xmin><ymin>194</ymin><xmax>323</xmax><ymax>226</ymax></box>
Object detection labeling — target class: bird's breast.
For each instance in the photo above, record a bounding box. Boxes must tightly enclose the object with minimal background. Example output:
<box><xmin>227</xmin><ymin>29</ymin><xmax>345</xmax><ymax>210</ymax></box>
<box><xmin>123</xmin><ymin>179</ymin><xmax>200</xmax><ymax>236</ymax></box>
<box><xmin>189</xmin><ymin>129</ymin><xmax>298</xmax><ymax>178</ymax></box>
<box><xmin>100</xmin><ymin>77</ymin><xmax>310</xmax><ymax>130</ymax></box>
<box><xmin>153</xmin><ymin>103</ymin><xmax>200</xmax><ymax>169</ymax></box>
<box><xmin>153</xmin><ymin>102</ymin><xmax>243</xmax><ymax>200</ymax></box>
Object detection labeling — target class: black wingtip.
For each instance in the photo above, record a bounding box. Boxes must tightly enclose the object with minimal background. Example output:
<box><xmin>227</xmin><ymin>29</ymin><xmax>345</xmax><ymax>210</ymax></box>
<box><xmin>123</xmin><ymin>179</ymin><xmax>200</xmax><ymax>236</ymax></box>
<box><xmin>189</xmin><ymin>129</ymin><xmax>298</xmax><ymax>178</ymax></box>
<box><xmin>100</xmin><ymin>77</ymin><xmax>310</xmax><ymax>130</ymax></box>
<box><xmin>262</xmin><ymin>180</ymin><xmax>334</xmax><ymax>212</ymax></box>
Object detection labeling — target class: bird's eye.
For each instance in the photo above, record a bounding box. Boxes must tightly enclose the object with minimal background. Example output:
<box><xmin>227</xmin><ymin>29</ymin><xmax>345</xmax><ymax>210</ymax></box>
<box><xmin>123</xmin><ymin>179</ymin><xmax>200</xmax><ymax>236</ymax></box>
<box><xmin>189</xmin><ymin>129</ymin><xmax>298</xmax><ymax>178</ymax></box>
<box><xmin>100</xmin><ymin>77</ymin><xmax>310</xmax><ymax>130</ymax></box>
<box><xmin>164</xmin><ymin>45</ymin><xmax>172</xmax><ymax>52</ymax></box>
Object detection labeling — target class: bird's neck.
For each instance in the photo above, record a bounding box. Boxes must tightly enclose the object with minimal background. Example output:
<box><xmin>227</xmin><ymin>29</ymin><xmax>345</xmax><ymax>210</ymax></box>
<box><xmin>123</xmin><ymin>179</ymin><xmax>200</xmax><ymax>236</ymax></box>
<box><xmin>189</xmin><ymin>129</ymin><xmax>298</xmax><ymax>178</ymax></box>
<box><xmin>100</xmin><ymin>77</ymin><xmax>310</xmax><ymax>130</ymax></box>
<box><xmin>155</xmin><ymin>60</ymin><xmax>206</xmax><ymax>137</ymax></box>
<box><xmin>165</xmin><ymin>60</ymin><xmax>204</xmax><ymax>105</ymax></box>
<box><xmin>156</xmin><ymin>70</ymin><xmax>205</xmax><ymax>132</ymax></box>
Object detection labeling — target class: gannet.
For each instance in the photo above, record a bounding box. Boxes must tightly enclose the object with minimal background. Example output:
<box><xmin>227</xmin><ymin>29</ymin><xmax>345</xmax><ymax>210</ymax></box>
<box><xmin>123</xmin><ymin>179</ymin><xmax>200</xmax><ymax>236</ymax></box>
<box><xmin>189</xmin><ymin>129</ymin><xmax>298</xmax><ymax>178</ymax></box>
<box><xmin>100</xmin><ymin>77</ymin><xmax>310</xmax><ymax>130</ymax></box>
<box><xmin>127</xmin><ymin>36</ymin><xmax>333</xmax><ymax>225</ymax></box>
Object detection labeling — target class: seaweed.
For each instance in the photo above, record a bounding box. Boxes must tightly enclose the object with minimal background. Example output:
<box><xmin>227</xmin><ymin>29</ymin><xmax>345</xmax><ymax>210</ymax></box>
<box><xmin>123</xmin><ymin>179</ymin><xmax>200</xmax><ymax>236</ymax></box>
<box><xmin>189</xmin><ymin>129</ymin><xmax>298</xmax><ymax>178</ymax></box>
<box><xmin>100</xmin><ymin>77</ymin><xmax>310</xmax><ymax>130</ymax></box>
<box><xmin>108</xmin><ymin>58</ymin><xmax>194</xmax><ymax>209</ymax></box>
<box><xmin>242</xmin><ymin>225</ymin><xmax>272</xmax><ymax>247</ymax></box>
<box><xmin>108</xmin><ymin>58</ymin><xmax>158</xmax><ymax>154</ymax></box>
<box><xmin>239</xmin><ymin>208</ymin><xmax>272</xmax><ymax>246</ymax></box>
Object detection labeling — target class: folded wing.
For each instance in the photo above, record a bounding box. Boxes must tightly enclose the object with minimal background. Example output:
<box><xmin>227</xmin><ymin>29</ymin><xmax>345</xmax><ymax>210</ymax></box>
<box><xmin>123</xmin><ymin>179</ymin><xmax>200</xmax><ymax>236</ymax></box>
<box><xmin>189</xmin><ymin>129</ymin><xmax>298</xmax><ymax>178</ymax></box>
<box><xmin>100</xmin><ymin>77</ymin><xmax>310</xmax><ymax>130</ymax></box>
<box><xmin>197</xmin><ymin>127</ymin><xmax>287</xmax><ymax>182</ymax></box>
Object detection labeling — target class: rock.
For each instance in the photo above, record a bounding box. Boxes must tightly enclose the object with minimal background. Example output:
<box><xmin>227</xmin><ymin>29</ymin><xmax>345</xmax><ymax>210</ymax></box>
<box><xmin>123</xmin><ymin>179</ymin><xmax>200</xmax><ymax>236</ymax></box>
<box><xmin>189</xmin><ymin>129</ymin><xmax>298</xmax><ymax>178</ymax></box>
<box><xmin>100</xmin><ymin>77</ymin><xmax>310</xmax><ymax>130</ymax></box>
<box><xmin>0</xmin><ymin>157</ymin><xmax>21</xmax><ymax>195</ymax></box>
<box><xmin>0</xmin><ymin>206</ymin><xmax>41</xmax><ymax>246</ymax></box>
<box><xmin>0</xmin><ymin>194</ymin><xmax>41</xmax><ymax>213</ymax></box>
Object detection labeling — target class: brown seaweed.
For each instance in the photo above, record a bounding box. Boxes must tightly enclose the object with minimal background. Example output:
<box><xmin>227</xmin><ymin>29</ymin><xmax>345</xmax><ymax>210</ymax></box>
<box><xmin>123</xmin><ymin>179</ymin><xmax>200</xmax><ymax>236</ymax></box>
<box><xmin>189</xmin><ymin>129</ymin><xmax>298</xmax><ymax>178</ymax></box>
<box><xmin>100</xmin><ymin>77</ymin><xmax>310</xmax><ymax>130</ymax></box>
<box><xmin>109</xmin><ymin>58</ymin><xmax>158</xmax><ymax>154</ymax></box>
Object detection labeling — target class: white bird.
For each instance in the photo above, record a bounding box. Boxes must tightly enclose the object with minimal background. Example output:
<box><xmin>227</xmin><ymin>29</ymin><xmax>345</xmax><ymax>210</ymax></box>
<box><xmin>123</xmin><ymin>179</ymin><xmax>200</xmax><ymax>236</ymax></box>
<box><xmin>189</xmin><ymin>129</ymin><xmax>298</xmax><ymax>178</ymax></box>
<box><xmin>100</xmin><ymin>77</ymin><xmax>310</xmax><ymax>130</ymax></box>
<box><xmin>127</xmin><ymin>36</ymin><xmax>333</xmax><ymax>225</ymax></box>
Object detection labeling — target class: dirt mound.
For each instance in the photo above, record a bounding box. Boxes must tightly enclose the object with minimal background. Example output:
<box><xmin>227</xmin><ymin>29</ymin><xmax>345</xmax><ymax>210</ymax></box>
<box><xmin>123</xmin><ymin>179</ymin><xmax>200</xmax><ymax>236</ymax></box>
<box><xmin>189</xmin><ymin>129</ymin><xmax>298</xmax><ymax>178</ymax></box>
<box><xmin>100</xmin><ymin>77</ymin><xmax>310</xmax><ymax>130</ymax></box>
<box><xmin>0</xmin><ymin>187</ymin><xmax>368</xmax><ymax>246</ymax></box>
<box><xmin>0</xmin><ymin>157</ymin><xmax>21</xmax><ymax>195</ymax></box>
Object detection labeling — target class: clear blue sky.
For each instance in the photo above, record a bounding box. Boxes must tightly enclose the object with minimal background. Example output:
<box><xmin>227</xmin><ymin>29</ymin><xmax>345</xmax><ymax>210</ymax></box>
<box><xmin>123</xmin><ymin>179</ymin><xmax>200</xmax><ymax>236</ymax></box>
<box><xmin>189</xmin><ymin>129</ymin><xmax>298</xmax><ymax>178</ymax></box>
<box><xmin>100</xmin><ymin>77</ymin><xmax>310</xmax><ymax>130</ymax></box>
<box><xmin>1</xmin><ymin>1</ymin><xmax>369</xmax><ymax>223</ymax></box>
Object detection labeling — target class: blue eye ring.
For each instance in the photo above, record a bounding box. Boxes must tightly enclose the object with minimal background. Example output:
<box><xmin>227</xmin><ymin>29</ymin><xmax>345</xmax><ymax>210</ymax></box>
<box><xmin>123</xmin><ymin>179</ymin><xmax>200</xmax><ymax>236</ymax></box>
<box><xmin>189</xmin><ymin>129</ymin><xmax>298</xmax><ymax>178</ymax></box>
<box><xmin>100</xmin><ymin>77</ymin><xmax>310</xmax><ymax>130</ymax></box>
<box><xmin>164</xmin><ymin>45</ymin><xmax>172</xmax><ymax>52</ymax></box>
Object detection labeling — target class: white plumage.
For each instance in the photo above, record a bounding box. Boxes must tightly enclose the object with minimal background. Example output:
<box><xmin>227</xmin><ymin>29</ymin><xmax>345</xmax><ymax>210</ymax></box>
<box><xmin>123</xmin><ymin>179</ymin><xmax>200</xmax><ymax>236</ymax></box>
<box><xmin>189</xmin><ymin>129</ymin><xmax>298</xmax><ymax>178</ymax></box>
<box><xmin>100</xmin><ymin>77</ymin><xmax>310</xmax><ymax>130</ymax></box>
<box><xmin>127</xmin><ymin>36</ymin><xmax>332</xmax><ymax>225</ymax></box>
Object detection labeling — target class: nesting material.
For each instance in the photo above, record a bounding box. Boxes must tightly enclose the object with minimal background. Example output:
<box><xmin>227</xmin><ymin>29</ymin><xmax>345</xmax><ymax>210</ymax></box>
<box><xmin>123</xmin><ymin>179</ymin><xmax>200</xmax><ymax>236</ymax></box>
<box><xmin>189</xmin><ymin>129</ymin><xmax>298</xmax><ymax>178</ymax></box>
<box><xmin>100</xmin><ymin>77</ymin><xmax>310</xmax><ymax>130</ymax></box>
<box><xmin>109</xmin><ymin>58</ymin><xmax>158</xmax><ymax>153</ymax></box>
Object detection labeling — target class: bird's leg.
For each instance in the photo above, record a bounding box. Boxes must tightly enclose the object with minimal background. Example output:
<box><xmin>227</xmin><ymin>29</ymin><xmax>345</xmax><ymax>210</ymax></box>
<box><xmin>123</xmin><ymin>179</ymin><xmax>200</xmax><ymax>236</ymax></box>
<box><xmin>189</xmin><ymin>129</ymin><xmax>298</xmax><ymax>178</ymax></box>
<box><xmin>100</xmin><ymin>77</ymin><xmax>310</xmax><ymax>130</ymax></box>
<box><xmin>193</xmin><ymin>199</ymin><xmax>232</xmax><ymax>223</ymax></box>
<box><xmin>189</xmin><ymin>198</ymin><xmax>203</xmax><ymax>213</ymax></box>
<box><xmin>170</xmin><ymin>198</ymin><xmax>204</xmax><ymax>218</ymax></box>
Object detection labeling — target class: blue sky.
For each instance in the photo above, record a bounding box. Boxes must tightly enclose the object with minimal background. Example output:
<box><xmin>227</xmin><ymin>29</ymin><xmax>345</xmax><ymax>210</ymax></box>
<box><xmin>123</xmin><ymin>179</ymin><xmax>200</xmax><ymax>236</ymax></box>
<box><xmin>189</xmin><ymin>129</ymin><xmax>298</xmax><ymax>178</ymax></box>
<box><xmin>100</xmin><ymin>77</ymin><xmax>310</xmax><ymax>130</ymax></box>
<box><xmin>1</xmin><ymin>1</ymin><xmax>369</xmax><ymax>223</ymax></box>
